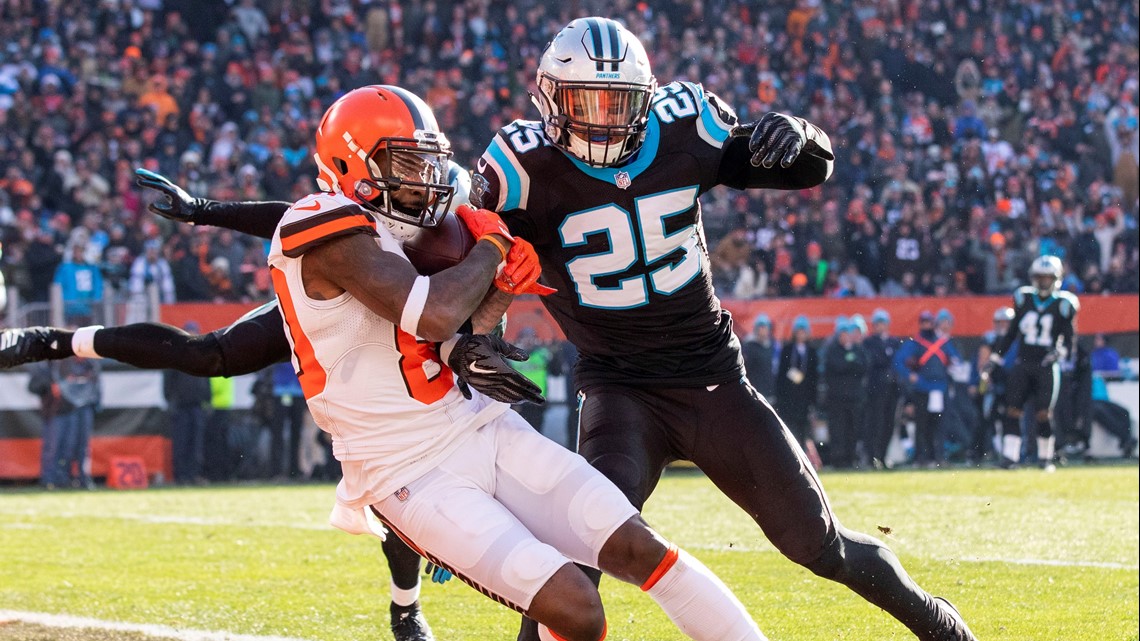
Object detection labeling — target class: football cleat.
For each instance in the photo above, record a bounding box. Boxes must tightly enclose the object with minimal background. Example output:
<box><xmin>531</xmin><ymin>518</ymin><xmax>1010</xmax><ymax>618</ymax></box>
<box><xmin>933</xmin><ymin>596</ymin><xmax>978</xmax><ymax>641</ymax></box>
<box><xmin>0</xmin><ymin>327</ymin><xmax>72</xmax><ymax>369</ymax></box>
<box><xmin>390</xmin><ymin>601</ymin><xmax>434</xmax><ymax>641</ymax></box>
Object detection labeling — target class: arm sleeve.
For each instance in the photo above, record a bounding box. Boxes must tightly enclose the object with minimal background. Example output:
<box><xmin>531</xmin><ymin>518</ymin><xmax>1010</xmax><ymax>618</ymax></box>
<box><xmin>195</xmin><ymin>200</ymin><xmax>293</xmax><ymax>240</ymax></box>
<box><xmin>717</xmin><ymin>116</ymin><xmax>834</xmax><ymax>191</ymax></box>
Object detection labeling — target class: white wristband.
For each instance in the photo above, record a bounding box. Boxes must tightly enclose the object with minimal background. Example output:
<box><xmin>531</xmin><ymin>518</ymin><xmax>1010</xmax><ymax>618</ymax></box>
<box><xmin>72</xmin><ymin>325</ymin><xmax>105</xmax><ymax>359</ymax></box>
<box><xmin>399</xmin><ymin>276</ymin><xmax>430</xmax><ymax>337</ymax></box>
<box><xmin>438</xmin><ymin>335</ymin><xmax>462</xmax><ymax>363</ymax></box>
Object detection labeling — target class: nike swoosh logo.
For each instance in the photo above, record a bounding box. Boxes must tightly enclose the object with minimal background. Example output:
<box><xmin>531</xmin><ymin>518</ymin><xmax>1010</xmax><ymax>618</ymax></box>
<box><xmin>468</xmin><ymin>362</ymin><xmax>497</xmax><ymax>375</ymax></box>
<box><xmin>295</xmin><ymin>201</ymin><xmax>323</xmax><ymax>211</ymax></box>
<box><xmin>476</xmin><ymin>158</ymin><xmax>488</xmax><ymax>174</ymax></box>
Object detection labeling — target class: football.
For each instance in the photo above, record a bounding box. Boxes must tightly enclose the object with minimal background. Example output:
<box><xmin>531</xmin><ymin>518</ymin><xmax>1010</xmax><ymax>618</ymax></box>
<box><xmin>402</xmin><ymin>212</ymin><xmax>477</xmax><ymax>275</ymax></box>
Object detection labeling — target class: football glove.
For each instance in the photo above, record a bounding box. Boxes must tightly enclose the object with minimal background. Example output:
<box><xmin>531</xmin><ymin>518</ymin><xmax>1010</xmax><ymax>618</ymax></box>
<box><xmin>495</xmin><ymin>237</ymin><xmax>556</xmax><ymax>296</ymax></box>
<box><xmin>135</xmin><ymin>168</ymin><xmax>204</xmax><ymax>224</ymax></box>
<box><xmin>735</xmin><ymin>112</ymin><xmax>835</xmax><ymax>169</ymax></box>
<box><xmin>1041</xmin><ymin>348</ymin><xmax>1065</xmax><ymax>367</ymax></box>
<box><xmin>454</xmin><ymin>204</ymin><xmax>513</xmax><ymax>249</ymax></box>
<box><xmin>446</xmin><ymin>334</ymin><xmax>545</xmax><ymax>405</ymax></box>
<box><xmin>425</xmin><ymin>562</ymin><xmax>453</xmax><ymax>584</ymax></box>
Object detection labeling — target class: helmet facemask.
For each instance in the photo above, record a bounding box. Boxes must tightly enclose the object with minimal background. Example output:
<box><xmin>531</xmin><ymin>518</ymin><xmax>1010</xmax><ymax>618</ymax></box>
<box><xmin>536</xmin><ymin>74</ymin><xmax>654</xmax><ymax>167</ymax></box>
<box><xmin>354</xmin><ymin>135</ymin><xmax>455</xmax><ymax>240</ymax></box>
<box><xmin>1031</xmin><ymin>273</ymin><xmax>1059</xmax><ymax>297</ymax></box>
<box><xmin>1029</xmin><ymin>256</ymin><xmax>1063</xmax><ymax>297</ymax></box>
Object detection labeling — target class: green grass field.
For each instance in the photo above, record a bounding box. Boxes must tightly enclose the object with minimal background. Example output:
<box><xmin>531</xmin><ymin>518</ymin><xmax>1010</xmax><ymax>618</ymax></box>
<box><xmin>1</xmin><ymin>465</ymin><xmax>1137</xmax><ymax>641</ymax></box>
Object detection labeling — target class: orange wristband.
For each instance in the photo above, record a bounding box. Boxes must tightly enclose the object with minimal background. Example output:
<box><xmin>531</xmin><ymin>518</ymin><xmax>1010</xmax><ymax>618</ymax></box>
<box><xmin>478</xmin><ymin>234</ymin><xmax>509</xmax><ymax>262</ymax></box>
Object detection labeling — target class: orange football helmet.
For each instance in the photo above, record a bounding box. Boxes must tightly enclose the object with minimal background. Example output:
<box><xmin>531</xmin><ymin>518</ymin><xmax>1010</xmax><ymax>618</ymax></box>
<box><xmin>314</xmin><ymin>85</ymin><xmax>455</xmax><ymax>239</ymax></box>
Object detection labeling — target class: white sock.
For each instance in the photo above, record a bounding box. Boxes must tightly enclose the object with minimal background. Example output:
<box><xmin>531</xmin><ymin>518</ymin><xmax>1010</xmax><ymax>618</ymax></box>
<box><xmin>71</xmin><ymin>326</ymin><xmax>104</xmax><ymax>359</ymax></box>
<box><xmin>1037</xmin><ymin>436</ymin><xmax>1055</xmax><ymax>463</ymax></box>
<box><xmin>642</xmin><ymin>546</ymin><xmax>767</xmax><ymax>641</ymax></box>
<box><xmin>1002</xmin><ymin>434</ymin><xmax>1022</xmax><ymax>463</ymax></box>
<box><xmin>390</xmin><ymin>579</ymin><xmax>420</xmax><ymax>607</ymax></box>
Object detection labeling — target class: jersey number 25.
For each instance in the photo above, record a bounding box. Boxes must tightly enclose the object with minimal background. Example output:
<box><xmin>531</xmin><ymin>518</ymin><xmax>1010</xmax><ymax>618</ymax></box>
<box><xmin>559</xmin><ymin>186</ymin><xmax>701</xmax><ymax>309</ymax></box>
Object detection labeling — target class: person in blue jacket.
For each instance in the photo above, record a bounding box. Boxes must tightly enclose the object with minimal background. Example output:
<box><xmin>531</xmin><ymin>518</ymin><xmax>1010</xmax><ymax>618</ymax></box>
<box><xmin>894</xmin><ymin>311</ymin><xmax>962</xmax><ymax>467</ymax></box>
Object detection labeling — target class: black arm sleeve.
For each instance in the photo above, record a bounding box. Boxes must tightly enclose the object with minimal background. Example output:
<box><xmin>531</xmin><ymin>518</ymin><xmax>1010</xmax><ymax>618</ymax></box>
<box><xmin>92</xmin><ymin>304</ymin><xmax>290</xmax><ymax>377</ymax></box>
<box><xmin>194</xmin><ymin>200</ymin><xmax>293</xmax><ymax>240</ymax></box>
<box><xmin>717</xmin><ymin>118</ymin><xmax>834</xmax><ymax>191</ymax></box>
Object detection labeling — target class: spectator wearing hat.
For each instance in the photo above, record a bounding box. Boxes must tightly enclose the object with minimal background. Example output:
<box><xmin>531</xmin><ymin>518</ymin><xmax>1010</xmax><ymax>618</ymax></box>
<box><xmin>777</xmin><ymin>315</ymin><xmax>821</xmax><ymax>469</ymax></box>
<box><xmin>127</xmin><ymin>239</ymin><xmax>176</xmax><ymax>322</ymax></box>
<box><xmin>53</xmin><ymin>237</ymin><xmax>103</xmax><ymax>325</ymax></box>
<box><xmin>864</xmin><ymin>309</ymin><xmax>902</xmax><ymax>468</ymax></box>
<box><xmin>821</xmin><ymin>318</ymin><xmax>868</xmax><ymax>469</ymax></box>
<box><xmin>894</xmin><ymin>311</ymin><xmax>963</xmax><ymax>468</ymax></box>
<box><xmin>742</xmin><ymin>314</ymin><xmax>778</xmax><ymax>399</ymax></box>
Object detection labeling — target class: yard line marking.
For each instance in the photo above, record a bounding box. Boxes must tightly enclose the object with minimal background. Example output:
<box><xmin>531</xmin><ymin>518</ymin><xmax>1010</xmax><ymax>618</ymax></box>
<box><xmin>0</xmin><ymin>610</ymin><xmax>312</xmax><ymax>641</ymax></box>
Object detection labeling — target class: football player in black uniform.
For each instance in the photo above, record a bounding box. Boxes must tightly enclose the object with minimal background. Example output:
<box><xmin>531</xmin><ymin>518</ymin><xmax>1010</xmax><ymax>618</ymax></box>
<box><xmin>0</xmin><ymin>165</ymin><xmax>542</xmax><ymax>641</ymax></box>
<box><xmin>988</xmin><ymin>255</ymin><xmax>1079</xmax><ymax>471</ymax></box>
<box><xmin>471</xmin><ymin>17</ymin><xmax>976</xmax><ymax>641</ymax></box>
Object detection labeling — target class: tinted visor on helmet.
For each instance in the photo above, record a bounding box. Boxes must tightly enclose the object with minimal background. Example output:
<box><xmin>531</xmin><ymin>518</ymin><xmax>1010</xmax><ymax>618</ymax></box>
<box><xmin>552</xmin><ymin>82</ymin><xmax>651</xmax><ymax>165</ymax></box>
<box><xmin>358</xmin><ymin>137</ymin><xmax>455</xmax><ymax>228</ymax></box>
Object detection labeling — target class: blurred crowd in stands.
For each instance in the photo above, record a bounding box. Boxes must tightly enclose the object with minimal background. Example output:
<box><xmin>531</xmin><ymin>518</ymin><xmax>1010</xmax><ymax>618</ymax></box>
<box><xmin>0</xmin><ymin>0</ymin><xmax>1138</xmax><ymax>313</ymax></box>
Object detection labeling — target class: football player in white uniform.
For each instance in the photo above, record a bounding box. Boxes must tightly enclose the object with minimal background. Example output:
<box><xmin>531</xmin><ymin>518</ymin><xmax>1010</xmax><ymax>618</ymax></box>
<box><xmin>273</xmin><ymin>84</ymin><xmax>769</xmax><ymax>641</ymax></box>
<box><xmin>0</xmin><ymin>162</ymin><xmax>541</xmax><ymax>641</ymax></box>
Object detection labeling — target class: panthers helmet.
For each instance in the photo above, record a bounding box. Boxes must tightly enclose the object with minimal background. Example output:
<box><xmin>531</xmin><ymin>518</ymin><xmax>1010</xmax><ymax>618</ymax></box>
<box><xmin>1028</xmin><ymin>255</ymin><xmax>1063</xmax><ymax>296</ymax></box>
<box><xmin>993</xmin><ymin>306</ymin><xmax>1014</xmax><ymax>323</ymax></box>
<box><xmin>314</xmin><ymin>85</ymin><xmax>455</xmax><ymax>240</ymax></box>
<box><xmin>533</xmin><ymin>18</ymin><xmax>656</xmax><ymax>167</ymax></box>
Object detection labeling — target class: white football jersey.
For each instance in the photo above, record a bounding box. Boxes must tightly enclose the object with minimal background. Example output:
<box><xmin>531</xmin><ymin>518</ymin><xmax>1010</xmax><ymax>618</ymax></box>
<box><xmin>267</xmin><ymin>191</ymin><xmax>506</xmax><ymax>500</ymax></box>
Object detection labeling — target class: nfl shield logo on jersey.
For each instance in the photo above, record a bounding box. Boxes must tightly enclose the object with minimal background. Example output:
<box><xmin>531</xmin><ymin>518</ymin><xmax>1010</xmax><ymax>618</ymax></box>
<box><xmin>614</xmin><ymin>171</ymin><xmax>631</xmax><ymax>189</ymax></box>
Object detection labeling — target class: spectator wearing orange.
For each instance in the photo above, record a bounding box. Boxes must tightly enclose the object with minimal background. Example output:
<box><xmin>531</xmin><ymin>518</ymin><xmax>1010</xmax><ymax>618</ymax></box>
<box><xmin>137</xmin><ymin>74</ymin><xmax>180</xmax><ymax>125</ymax></box>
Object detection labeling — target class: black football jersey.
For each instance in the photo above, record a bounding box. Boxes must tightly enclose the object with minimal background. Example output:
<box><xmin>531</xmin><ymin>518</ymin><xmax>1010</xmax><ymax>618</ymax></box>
<box><xmin>472</xmin><ymin>81</ymin><xmax>745</xmax><ymax>388</ymax></box>
<box><xmin>996</xmin><ymin>286</ymin><xmax>1079</xmax><ymax>365</ymax></box>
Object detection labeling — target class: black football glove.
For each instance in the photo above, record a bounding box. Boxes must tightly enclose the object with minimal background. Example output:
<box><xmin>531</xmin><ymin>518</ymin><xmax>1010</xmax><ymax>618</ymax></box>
<box><xmin>135</xmin><ymin>168</ymin><xmax>205</xmax><ymax>224</ymax></box>
<box><xmin>447</xmin><ymin>334</ymin><xmax>545</xmax><ymax>405</ymax></box>
<box><xmin>734</xmin><ymin>112</ymin><xmax>835</xmax><ymax>169</ymax></box>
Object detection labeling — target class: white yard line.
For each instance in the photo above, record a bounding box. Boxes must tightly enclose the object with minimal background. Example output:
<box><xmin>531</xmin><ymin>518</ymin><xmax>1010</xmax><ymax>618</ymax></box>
<box><xmin>0</xmin><ymin>611</ymin><xmax>312</xmax><ymax>641</ymax></box>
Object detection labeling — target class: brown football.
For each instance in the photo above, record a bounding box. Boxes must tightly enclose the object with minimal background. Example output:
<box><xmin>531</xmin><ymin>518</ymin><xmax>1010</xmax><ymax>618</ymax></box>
<box><xmin>402</xmin><ymin>212</ymin><xmax>476</xmax><ymax>275</ymax></box>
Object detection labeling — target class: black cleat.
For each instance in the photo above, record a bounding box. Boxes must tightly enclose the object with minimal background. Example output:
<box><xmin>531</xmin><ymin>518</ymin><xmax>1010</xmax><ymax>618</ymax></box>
<box><xmin>0</xmin><ymin>327</ymin><xmax>73</xmax><ymax>369</ymax></box>
<box><xmin>998</xmin><ymin>457</ymin><xmax>1018</xmax><ymax>470</ymax></box>
<box><xmin>390</xmin><ymin>601</ymin><xmax>434</xmax><ymax>641</ymax></box>
<box><xmin>934</xmin><ymin>596</ymin><xmax>978</xmax><ymax>641</ymax></box>
<box><xmin>1121</xmin><ymin>436</ymin><xmax>1138</xmax><ymax>459</ymax></box>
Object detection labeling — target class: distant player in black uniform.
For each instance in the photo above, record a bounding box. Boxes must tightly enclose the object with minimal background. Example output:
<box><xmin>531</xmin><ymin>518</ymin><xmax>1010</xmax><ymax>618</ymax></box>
<box><xmin>989</xmin><ymin>255</ymin><xmax>1079</xmax><ymax>471</ymax></box>
<box><xmin>471</xmin><ymin>17</ymin><xmax>976</xmax><ymax>641</ymax></box>
<box><xmin>0</xmin><ymin>166</ymin><xmax>542</xmax><ymax>641</ymax></box>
